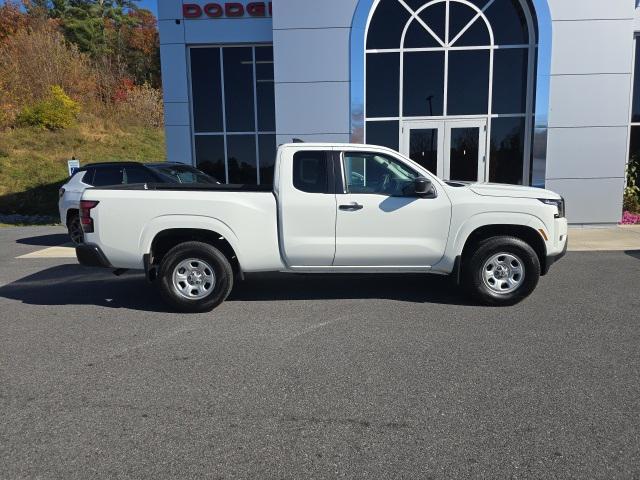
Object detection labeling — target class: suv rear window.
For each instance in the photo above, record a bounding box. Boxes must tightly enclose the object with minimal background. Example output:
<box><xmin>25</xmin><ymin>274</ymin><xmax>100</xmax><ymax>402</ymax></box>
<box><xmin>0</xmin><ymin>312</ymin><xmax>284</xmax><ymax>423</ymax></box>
<box><xmin>92</xmin><ymin>167</ymin><xmax>124</xmax><ymax>187</ymax></box>
<box><xmin>292</xmin><ymin>151</ymin><xmax>329</xmax><ymax>194</ymax></box>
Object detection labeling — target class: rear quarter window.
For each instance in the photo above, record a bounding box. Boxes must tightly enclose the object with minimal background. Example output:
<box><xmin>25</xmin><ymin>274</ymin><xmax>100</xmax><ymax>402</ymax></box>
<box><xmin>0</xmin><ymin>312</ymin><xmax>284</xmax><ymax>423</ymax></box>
<box><xmin>78</xmin><ymin>168</ymin><xmax>95</xmax><ymax>185</ymax></box>
<box><xmin>292</xmin><ymin>151</ymin><xmax>330</xmax><ymax>194</ymax></box>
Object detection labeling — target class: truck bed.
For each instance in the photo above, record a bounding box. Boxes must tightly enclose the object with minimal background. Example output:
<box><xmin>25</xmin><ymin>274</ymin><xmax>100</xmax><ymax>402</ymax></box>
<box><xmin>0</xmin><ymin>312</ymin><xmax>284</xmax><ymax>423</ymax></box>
<box><xmin>81</xmin><ymin>186</ymin><xmax>283</xmax><ymax>272</ymax></box>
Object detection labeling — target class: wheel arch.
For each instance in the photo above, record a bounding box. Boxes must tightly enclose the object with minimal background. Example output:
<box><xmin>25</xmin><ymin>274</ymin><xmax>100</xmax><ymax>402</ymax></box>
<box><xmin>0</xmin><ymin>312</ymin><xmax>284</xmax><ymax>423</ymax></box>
<box><xmin>147</xmin><ymin>228</ymin><xmax>242</xmax><ymax>281</ymax></box>
<box><xmin>460</xmin><ymin>224</ymin><xmax>548</xmax><ymax>275</ymax></box>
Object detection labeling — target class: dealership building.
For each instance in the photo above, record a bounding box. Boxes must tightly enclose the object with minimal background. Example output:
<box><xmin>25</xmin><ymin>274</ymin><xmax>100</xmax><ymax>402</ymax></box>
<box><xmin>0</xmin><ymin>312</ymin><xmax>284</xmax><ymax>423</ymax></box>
<box><xmin>158</xmin><ymin>0</ymin><xmax>640</xmax><ymax>224</ymax></box>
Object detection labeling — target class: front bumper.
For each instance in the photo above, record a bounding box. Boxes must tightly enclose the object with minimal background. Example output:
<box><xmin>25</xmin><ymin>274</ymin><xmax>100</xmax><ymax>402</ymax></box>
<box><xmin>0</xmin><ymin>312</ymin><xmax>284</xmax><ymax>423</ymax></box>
<box><xmin>542</xmin><ymin>238</ymin><xmax>568</xmax><ymax>275</ymax></box>
<box><xmin>76</xmin><ymin>243</ymin><xmax>111</xmax><ymax>268</ymax></box>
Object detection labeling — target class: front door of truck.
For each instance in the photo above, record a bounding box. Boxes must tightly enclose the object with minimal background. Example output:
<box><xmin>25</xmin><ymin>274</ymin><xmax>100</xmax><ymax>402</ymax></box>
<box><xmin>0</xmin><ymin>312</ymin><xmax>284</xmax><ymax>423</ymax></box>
<box><xmin>333</xmin><ymin>150</ymin><xmax>451</xmax><ymax>268</ymax></box>
<box><xmin>278</xmin><ymin>149</ymin><xmax>337</xmax><ymax>267</ymax></box>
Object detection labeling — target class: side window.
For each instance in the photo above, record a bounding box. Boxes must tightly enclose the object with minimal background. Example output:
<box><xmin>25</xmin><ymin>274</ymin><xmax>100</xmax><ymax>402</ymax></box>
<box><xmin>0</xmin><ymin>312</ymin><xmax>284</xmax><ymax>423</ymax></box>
<box><xmin>124</xmin><ymin>166</ymin><xmax>158</xmax><ymax>184</ymax></box>
<box><xmin>92</xmin><ymin>167</ymin><xmax>124</xmax><ymax>187</ymax></box>
<box><xmin>343</xmin><ymin>153</ymin><xmax>417</xmax><ymax>196</ymax></box>
<box><xmin>292</xmin><ymin>151</ymin><xmax>330</xmax><ymax>194</ymax></box>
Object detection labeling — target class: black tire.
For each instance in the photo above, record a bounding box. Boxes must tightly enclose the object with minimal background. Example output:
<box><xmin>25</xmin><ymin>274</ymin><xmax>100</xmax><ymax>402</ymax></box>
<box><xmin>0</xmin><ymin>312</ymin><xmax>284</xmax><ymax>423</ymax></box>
<box><xmin>157</xmin><ymin>241</ymin><xmax>234</xmax><ymax>313</ymax></box>
<box><xmin>463</xmin><ymin>236</ymin><xmax>541</xmax><ymax>306</ymax></box>
<box><xmin>67</xmin><ymin>212</ymin><xmax>84</xmax><ymax>245</ymax></box>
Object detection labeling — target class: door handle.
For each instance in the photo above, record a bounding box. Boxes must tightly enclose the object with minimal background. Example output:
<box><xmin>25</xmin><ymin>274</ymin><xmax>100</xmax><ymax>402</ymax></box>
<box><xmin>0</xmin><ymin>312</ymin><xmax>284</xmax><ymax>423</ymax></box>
<box><xmin>339</xmin><ymin>202</ymin><xmax>364</xmax><ymax>211</ymax></box>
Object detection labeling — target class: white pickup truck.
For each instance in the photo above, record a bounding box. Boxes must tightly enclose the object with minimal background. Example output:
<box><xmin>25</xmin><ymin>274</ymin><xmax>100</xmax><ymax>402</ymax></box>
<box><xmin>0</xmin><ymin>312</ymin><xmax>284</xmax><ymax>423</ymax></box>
<box><xmin>76</xmin><ymin>143</ymin><xmax>568</xmax><ymax>312</ymax></box>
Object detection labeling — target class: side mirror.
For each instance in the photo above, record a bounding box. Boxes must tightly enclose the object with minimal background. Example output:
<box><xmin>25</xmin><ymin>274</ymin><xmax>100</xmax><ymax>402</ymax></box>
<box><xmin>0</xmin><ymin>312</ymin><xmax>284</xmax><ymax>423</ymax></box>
<box><xmin>413</xmin><ymin>177</ymin><xmax>434</xmax><ymax>196</ymax></box>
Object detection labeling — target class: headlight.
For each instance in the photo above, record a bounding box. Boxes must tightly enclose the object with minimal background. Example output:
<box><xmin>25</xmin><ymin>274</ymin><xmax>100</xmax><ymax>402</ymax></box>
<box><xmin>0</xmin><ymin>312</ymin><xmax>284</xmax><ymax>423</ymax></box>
<box><xmin>539</xmin><ymin>197</ymin><xmax>565</xmax><ymax>218</ymax></box>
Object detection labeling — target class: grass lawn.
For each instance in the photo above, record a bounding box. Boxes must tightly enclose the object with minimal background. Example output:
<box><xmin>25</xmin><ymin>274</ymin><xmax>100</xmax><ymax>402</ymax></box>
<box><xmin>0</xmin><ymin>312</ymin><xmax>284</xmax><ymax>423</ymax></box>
<box><xmin>0</xmin><ymin>122</ymin><xmax>165</xmax><ymax>216</ymax></box>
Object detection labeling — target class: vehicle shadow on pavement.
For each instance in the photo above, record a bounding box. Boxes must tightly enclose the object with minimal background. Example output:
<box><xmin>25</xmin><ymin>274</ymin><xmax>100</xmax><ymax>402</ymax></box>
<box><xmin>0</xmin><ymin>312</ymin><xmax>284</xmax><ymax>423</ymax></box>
<box><xmin>0</xmin><ymin>265</ymin><xmax>170</xmax><ymax>313</ymax></box>
<box><xmin>15</xmin><ymin>233</ymin><xmax>69</xmax><ymax>247</ymax></box>
<box><xmin>229</xmin><ymin>273</ymin><xmax>473</xmax><ymax>306</ymax></box>
<box><xmin>0</xmin><ymin>267</ymin><xmax>473</xmax><ymax>310</ymax></box>
<box><xmin>625</xmin><ymin>250</ymin><xmax>640</xmax><ymax>261</ymax></box>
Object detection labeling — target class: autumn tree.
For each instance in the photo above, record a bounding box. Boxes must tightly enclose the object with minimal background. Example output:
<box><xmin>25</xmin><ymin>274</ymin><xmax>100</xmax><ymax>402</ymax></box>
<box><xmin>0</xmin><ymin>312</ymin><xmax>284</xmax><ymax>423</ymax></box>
<box><xmin>0</xmin><ymin>1</ymin><xmax>32</xmax><ymax>41</ymax></box>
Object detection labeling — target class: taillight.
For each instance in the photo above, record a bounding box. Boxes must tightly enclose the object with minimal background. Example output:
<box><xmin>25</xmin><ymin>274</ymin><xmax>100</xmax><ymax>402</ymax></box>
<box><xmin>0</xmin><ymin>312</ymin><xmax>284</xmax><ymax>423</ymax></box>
<box><xmin>79</xmin><ymin>200</ymin><xmax>99</xmax><ymax>233</ymax></box>
<box><xmin>59</xmin><ymin>187</ymin><xmax>66</xmax><ymax>199</ymax></box>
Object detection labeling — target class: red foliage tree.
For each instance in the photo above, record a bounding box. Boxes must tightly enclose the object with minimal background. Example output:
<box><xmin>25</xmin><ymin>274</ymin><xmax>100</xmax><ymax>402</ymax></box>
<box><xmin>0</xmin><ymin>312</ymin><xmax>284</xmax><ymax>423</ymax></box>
<box><xmin>0</xmin><ymin>1</ymin><xmax>31</xmax><ymax>42</ymax></box>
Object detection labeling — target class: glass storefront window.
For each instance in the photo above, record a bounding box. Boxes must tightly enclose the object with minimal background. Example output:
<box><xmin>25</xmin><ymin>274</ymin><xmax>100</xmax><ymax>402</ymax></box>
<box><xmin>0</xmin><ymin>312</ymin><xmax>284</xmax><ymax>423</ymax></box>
<box><xmin>403</xmin><ymin>52</ymin><xmax>445</xmax><ymax>117</ymax></box>
<box><xmin>404</xmin><ymin>4</ymin><xmax>446</xmax><ymax>48</ymax></box>
<box><xmin>366</xmin><ymin>121</ymin><xmax>400</xmax><ymax>151</ymax></box>
<box><xmin>492</xmin><ymin>48</ymin><xmax>528</xmax><ymax>114</ymax></box>
<box><xmin>256</xmin><ymin>47</ymin><xmax>276</xmax><ymax>132</ymax></box>
<box><xmin>629</xmin><ymin>38</ymin><xmax>640</xmax><ymax>190</ymax></box>
<box><xmin>448</xmin><ymin>1</ymin><xmax>480</xmax><ymax>43</ymax></box>
<box><xmin>367</xmin><ymin>0</ymin><xmax>411</xmax><ymax>49</ymax></box>
<box><xmin>227</xmin><ymin>135</ymin><xmax>257</xmax><ymax>184</ymax></box>
<box><xmin>447</xmin><ymin>50</ymin><xmax>490</xmax><ymax>116</ymax></box>
<box><xmin>190</xmin><ymin>46</ymin><xmax>276</xmax><ymax>185</ymax></box>
<box><xmin>364</xmin><ymin>0</ymin><xmax>535</xmax><ymax>185</ymax></box>
<box><xmin>223</xmin><ymin>47</ymin><xmax>255</xmax><ymax>133</ymax></box>
<box><xmin>258</xmin><ymin>134</ymin><xmax>277</xmax><ymax>185</ymax></box>
<box><xmin>194</xmin><ymin>135</ymin><xmax>226</xmax><ymax>182</ymax></box>
<box><xmin>484</xmin><ymin>0</ymin><xmax>529</xmax><ymax>46</ymax></box>
<box><xmin>366</xmin><ymin>53</ymin><xmax>400</xmax><ymax>118</ymax></box>
<box><xmin>490</xmin><ymin>117</ymin><xmax>525</xmax><ymax>185</ymax></box>
<box><xmin>631</xmin><ymin>40</ymin><xmax>640</xmax><ymax>123</ymax></box>
<box><xmin>190</xmin><ymin>48</ymin><xmax>223</xmax><ymax>133</ymax></box>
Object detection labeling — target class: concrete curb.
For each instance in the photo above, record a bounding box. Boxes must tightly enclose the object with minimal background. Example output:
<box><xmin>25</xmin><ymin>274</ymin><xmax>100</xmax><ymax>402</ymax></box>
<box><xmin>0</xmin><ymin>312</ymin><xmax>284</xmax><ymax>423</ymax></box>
<box><xmin>568</xmin><ymin>225</ymin><xmax>640</xmax><ymax>252</ymax></box>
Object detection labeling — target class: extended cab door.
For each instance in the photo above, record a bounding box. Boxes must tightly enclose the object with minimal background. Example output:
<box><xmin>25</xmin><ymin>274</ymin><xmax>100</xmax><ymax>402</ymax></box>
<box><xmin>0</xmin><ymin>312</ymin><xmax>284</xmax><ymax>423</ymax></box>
<box><xmin>334</xmin><ymin>150</ymin><xmax>452</xmax><ymax>267</ymax></box>
<box><xmin>276</xmin><ymin>148</ymin><xmax>337</xmax><ymax>266</ymax></box>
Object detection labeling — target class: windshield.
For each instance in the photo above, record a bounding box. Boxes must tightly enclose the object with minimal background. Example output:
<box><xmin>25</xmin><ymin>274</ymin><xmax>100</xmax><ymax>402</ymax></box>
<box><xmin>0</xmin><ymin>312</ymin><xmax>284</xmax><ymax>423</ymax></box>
<box><xmin>150</xmin><ymin>165</ymin><xmax>219</xmax><ymax>184</ymax></box>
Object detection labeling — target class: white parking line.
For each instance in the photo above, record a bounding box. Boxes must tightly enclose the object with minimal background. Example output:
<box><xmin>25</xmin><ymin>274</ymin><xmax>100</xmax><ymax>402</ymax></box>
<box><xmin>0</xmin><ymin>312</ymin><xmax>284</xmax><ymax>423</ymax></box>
<box><xmin>17</xmin><ymin>244</ymin><xmax>77</xmax><ymax>259</ymax></box>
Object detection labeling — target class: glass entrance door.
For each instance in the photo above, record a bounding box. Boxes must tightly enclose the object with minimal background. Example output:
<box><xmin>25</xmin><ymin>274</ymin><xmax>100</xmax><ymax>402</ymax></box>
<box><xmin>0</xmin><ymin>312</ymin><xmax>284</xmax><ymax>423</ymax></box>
<box><xmin>402</xmin><ymin>119</ymin><xmax>487</xmax><ymax>182</ymax></box>
<box><xmin>444</xmin><ymin>119</ymin><xmax>487</xmax><ymax>182</ymax></box>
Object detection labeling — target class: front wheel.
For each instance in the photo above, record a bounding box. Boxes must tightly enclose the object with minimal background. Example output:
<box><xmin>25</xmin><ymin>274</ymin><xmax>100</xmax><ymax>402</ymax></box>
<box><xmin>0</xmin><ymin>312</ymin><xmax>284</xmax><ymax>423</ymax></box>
<box><xmin>463</xmin><ymin>236</ymin><xmax>541</xmax><ymax>306</ymax></box>
<box><xmin>157</xmin><ymin>241</ymin><xmax>234</xmax><ymax>313</ymax></box>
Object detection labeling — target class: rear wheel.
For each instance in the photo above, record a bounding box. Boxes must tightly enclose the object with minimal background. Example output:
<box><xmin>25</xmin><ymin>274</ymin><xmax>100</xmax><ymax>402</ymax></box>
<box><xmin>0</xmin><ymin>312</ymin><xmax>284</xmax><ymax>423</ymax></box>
<box><xmin>67</xmin><ymin>212</ymin><xmax>84</xmax><ymax>245</ymax></box>
<box><xmin>463</xmin><ymin>236</ymin><xmax>540</xmax><ymax>306</ymax></box>
<box><xmin>157</xmin><ymin>241</ymin><xmax>233</xmax><ymax>313</ymax></box>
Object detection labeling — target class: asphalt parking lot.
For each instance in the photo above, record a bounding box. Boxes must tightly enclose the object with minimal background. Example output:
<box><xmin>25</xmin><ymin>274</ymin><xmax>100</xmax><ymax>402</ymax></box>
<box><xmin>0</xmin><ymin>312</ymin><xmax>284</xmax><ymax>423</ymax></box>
<box><xmin>1</xmin><ymin>226</ymin><xmax>639</xmax><ymax>479</ymax></box>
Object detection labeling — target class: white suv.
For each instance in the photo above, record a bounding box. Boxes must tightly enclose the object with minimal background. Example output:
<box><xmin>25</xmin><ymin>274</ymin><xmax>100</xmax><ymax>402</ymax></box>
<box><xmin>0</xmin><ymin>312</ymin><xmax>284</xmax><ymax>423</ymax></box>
<box><xmin>59</xmin><ymin>162</ymin><xmax>219</xmax><ymax>244</ymax></box>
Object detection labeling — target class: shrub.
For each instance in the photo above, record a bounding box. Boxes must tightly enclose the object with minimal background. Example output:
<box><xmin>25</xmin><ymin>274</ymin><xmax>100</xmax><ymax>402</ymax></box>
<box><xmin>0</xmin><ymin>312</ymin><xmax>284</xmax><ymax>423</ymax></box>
<box><xmin>0</xmin><ymin>102</ymin><xmax>11</xmax><ymax>130</ymax></box>
<box><xmin>624</xmin><ymin>153</ymin><xmax>640</xmax><ymax>214</ymax></box>
<box><xmin>113</xmin><ymin>83</ymin><xmax>164</xmax><ymax>128</ymax></box>
<box><xmin>17</xmin><ymin>85</ymin><xmax>80</xmax><ymax>130</ymax></box>
<box><xmin>0</xmin><ymin>23</ymin><xmax>96</xmax><ymax>124</ymax></box>
<box><xmin>622</xmin><ymin>211</ymin><xmax>640</xmax><ymax>225</ymax></box>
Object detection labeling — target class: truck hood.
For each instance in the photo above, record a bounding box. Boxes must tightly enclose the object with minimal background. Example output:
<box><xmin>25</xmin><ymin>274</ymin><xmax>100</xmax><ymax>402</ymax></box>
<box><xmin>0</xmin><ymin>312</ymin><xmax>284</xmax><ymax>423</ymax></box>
<box><xmin>463</xmin><ymin>182</ymin><xmax>561</xmax><ymax>200</ymax></box>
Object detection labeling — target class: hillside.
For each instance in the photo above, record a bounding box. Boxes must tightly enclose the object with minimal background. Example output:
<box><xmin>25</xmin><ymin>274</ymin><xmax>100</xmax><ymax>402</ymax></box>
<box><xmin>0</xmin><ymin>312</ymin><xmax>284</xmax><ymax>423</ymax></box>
<box><xmin>0</xmin><ymin>0</ymin><xmax>164</xmax><ymax>222</ymax></box>
<box><xmin>0</xmin><ymin>122</ymin><xmax>164</xmax><ymax>218</ymax></box>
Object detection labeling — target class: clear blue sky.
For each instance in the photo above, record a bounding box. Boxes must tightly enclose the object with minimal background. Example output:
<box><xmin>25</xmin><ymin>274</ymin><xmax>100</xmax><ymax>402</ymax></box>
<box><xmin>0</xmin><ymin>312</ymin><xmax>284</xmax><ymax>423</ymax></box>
<box><xmin>137</xmin><ymin>0</ymin><xmax>157</xmax><ymax>15</ymax></box>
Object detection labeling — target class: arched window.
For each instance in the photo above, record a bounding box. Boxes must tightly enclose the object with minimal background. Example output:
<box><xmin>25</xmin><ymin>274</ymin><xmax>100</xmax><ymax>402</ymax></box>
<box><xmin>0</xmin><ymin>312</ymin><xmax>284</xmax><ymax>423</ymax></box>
<box><xmin>364</xmin><ymin>0</ymin><xmax>536</xmax><ymax>184</ymax></box>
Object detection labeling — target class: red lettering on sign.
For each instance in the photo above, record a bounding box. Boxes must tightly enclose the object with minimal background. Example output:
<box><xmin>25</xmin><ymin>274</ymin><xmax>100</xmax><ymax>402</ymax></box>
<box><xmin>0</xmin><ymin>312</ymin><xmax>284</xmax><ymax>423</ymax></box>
<box><xmin>183</xmin><ymin>3</ymin><xmax>202</xmax><ymax>18</ymax></box>
<box><xmin>225</xmin><ymin>2</ymin><xmax>244</xmax><ymax>17</ymax></box>
<box><xmin>204</xmin><ymin>3</ymin><xmax>223</xmax><ymax>17</ymax></box>
<box><xmin>183</xmin><ymin>2</ymin><xmax>272</xmax><ymax>19</ymax></box>
<box><xmin>246</xmin><ymin>2</ymin><xmax>266</xmax><ymax>17</ymax></box>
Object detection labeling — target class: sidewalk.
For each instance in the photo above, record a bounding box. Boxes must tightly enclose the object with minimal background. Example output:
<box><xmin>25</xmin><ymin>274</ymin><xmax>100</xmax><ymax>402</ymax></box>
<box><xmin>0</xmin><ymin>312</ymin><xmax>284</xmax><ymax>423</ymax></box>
<box><xmin>568</xmin><ymin>225</ymin><xmax>640</xmax><ymax>252</ymax></box>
